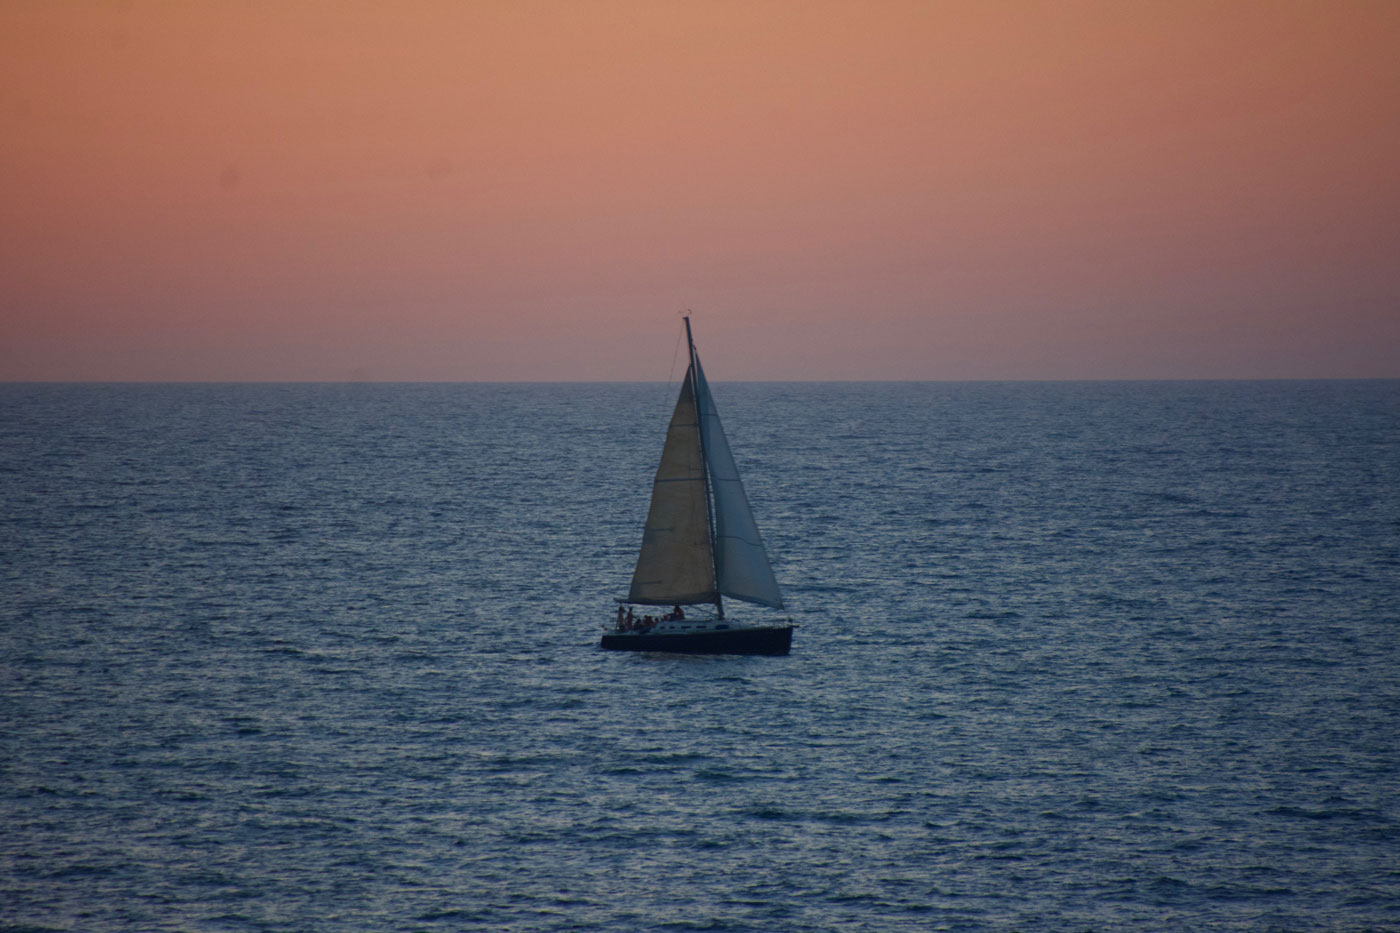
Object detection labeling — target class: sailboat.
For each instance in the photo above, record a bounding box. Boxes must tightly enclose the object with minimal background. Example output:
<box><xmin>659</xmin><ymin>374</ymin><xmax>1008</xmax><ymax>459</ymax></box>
<box><xmin>602</xmin><ymin>316</ymin><xmax>794</xmax><ymax>655</ymax></box>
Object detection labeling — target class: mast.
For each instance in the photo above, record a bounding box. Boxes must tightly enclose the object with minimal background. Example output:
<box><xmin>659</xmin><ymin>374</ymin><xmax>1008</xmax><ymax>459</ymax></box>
<box><xmin>684</xmin><ymin>314</ymin><xmax>725</xmax><ymax>621</ymax></box>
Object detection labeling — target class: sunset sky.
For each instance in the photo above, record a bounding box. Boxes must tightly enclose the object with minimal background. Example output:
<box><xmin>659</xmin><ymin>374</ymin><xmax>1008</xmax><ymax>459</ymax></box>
<box><xmin>2</xmin><ymin>1</ymin><xmax>1397</xmax><ymax>381</ymax></box>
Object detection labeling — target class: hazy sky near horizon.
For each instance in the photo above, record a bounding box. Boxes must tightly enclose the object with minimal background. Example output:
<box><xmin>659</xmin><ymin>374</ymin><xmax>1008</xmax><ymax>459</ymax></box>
<box><xmin>2</xmin><ymin>1</ymin><xmax>1397</xmax><ymax>381</ymax></box>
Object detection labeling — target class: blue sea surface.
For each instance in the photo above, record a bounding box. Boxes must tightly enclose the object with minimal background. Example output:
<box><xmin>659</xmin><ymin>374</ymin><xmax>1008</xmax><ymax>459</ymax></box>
<box><xmin>2</xmin><ymin>381</ymin><xmax>1398</xmax><ymax>931</ymax></box>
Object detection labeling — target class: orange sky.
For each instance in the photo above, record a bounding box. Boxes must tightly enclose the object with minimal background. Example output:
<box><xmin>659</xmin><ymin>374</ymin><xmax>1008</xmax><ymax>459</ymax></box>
<box><xmin>2</xmin><ymin>0</ymin><xmax>1397</xmax><ymax>380</ymax></box>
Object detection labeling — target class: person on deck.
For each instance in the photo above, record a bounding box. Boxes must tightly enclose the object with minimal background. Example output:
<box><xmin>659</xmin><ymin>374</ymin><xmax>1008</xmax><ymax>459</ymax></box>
<box><xmin>673</xmin><ymin>605</ymin><xmax>684</xmax><ymax>620</ymax></box>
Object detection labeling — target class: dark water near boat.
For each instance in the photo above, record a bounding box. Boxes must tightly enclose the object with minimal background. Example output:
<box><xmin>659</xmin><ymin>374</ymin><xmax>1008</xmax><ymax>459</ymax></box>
<box><xmin>3</xmin><ymin>381</ymin><xmax>1398</xmax><ymax>931</ymax></box>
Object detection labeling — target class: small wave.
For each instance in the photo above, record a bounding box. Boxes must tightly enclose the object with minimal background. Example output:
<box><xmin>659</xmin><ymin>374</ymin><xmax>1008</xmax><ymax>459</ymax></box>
<box><xmin>735</xmin><ymin>805</ymin><xmax>791</xmax><ymax>821</ymax></box>
<box><xmin>1266</xmin><ymin>805</ymin><xmax>1385</xmax><ymax>822</ymax></box>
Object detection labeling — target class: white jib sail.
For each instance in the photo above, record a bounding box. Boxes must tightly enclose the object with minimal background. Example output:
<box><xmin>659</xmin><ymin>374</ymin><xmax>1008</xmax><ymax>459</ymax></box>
<box><xmin>693</xmin><ymin>356</ymin><xmax>785</xmax><ymax>610</ymax></box>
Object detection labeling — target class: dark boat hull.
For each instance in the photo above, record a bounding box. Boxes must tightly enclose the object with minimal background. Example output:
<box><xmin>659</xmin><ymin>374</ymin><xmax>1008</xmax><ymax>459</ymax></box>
<box><xmin>600</xmin><ymin>625</ymin><xmax>793</xmax><ymax>656</ymax></box>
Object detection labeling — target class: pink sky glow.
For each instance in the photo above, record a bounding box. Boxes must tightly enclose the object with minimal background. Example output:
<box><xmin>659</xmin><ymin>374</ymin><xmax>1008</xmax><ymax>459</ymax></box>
<box><xmin>2</xmin><ymin>1</ymin><xmax>1397</xmax><ymax>381</ymax></box>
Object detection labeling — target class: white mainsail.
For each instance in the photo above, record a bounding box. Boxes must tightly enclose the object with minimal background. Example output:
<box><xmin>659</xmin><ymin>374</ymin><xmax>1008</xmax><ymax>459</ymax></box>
<box><xmin>627</xmin><ymin>376</ymin><xmax>717</xmax><ymax>605</ymax></box>
<box><xmin>626</xmin><ymin>321</ymin><xmax>785</xmax><ymax>612</ymax></box>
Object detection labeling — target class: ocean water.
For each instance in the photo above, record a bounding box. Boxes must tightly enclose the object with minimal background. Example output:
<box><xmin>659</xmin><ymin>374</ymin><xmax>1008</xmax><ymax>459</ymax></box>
<box><xmin>2</xmin><ymin>380</ymin><xmax>1398</xmax><ymax>931</ymax></box>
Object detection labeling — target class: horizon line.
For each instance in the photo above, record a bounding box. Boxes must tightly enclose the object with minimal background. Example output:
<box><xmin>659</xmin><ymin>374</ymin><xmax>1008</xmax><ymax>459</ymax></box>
<box><xmin>4</xmin><ymin>376</ymin><xmax>1398</xmax><ymax>386</ymax></box>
